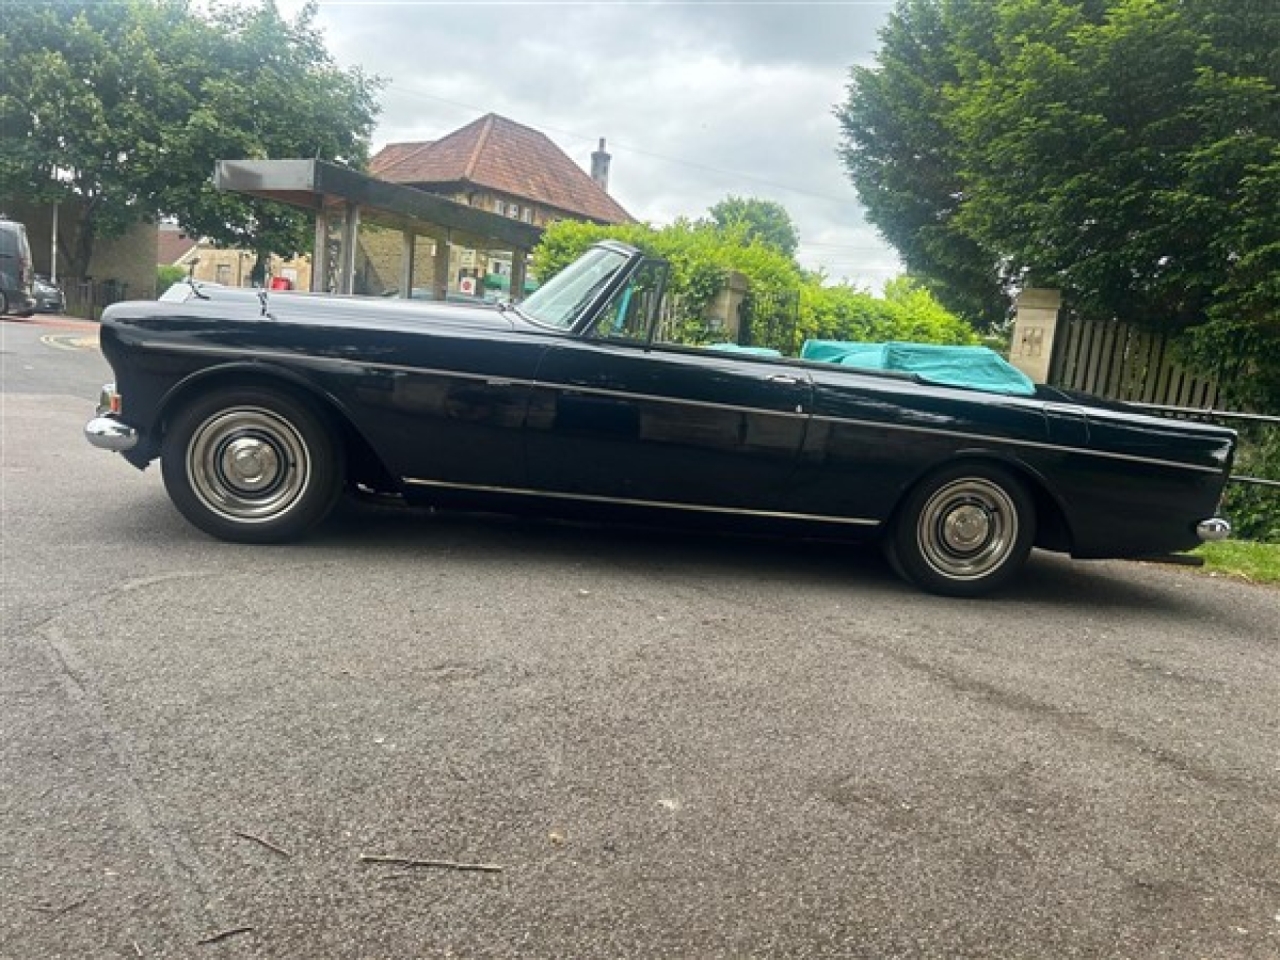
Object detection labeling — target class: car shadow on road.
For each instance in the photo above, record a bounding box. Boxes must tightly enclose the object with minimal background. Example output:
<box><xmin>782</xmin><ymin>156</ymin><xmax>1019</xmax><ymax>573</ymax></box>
<box><xmin>302</xmin><ymin>494</ymin><xmax>1221</xmax><ymax>617</ymax></box>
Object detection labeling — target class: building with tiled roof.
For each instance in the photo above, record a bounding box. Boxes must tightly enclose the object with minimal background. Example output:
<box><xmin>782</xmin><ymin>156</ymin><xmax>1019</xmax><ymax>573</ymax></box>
<box><xmin>356</xmin><ymin>113</ymin><xmax>631</xmax><ymax>299</ymax></box>
<box><xmin>370</xmin><ymin>113</ymin><xmax>632</xmax><ymax>227</ymax></box>
<box><xmin>156</xmin><ymin>223</ymin><xmax>198</xmax><ymax>267</ymax></box>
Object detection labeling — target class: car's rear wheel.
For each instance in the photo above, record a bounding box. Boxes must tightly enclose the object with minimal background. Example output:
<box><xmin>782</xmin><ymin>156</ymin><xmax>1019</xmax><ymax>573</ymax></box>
<box><xmin>886</xmin><ymin>463</ymin><xmax>1035</xmax><ymax>597</ymax></box>
<box><xmin>161</xmin><ymin>387</ymin><xmax>344</xmax><ymax>543</ymax></box>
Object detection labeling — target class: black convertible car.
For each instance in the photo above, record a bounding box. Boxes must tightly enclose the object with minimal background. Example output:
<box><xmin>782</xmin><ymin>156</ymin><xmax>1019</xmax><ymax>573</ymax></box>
<box><xmin>86</xmin><ymin>241</ymin><xmax>1235</xmax><ymax>596</ymax></box>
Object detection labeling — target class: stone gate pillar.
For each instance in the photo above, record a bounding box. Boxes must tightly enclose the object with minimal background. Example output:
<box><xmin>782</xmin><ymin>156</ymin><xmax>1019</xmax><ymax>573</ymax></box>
<box><xmin>1009</xmin><ymin>288</ymin><xmax>1062</xmax><ymax>384</ymax></box>
<box><xmin>704</xmin><ymin>271</ymin><xmax>750</xmax><ymax>340</ymax></box>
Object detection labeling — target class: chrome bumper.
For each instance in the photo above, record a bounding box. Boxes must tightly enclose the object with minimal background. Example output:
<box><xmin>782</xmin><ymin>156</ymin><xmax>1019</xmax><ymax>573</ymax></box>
<box><xmin>85</xmin><ymin>415</ymin><xmax>138</xmax><ymax>452</ymax></box>
<box><xmin>86</xmin><ymin>383</ymin><xmax>138</xmax><ymax>452</ymax></box>
<box><xmin>1196</xmin><ymin>517</ymin><xmax>1232</xmax><ymax>542</ymax></box>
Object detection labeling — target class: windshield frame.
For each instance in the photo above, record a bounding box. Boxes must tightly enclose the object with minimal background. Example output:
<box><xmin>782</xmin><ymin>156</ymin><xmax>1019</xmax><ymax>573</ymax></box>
<box><xmin>515</xmin><ymin>242</ymin><xmax>641</xmax><ymax>333</ymax></box>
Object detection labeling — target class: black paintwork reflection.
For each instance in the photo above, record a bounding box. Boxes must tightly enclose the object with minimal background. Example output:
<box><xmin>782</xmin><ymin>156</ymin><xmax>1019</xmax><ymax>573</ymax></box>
<box><xmin>528</xmin><ymin>339</ymin><xmax>811</xmax><ymax>509</ymax></box>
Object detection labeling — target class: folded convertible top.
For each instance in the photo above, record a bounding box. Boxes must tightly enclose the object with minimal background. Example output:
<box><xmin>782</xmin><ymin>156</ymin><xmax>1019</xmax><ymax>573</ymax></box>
<box><xmin>801</xmin><ymin>340</ymin><xmax>1036</xmax><ymax>396</ymax></box>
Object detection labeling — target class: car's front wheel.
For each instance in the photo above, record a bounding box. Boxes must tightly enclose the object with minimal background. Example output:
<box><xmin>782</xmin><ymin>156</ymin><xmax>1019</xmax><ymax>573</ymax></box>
<box><xmin>161</xmin><ymin>387</ymin><xmax>344</xmax><ymax>543</ymax></box>
<box><xmin>886</xmin><ymin>463</ymin><xmax>1036</xmax><ymax>597</ymax></box>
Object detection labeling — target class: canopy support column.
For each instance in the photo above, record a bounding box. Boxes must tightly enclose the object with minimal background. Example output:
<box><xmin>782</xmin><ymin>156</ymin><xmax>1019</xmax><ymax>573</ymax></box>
<box><xmin>433</xmin><ymin>229</ymin><xmax>452</xmax><ymax>301</ymax></box>
<box><xmin>338</xmin><ymin>201</ymin><xmax>361</xmax><ymax>294</ymax></box>
<box><xmin>400</xmin><ymin>230</ymin><xmax>416</xmax><ymax>299</ymax></box>
<box><xmin>510</xmin><ymin>248</ymin><xmax>528</xmax><ymax>301</ymax></box>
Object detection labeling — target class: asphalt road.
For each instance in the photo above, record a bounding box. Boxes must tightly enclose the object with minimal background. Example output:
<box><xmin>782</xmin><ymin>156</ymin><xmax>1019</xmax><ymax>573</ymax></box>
<box><xmin>2</xmin><ymin>315</ymin><xmax>1278</xmax><ymax>959</ymax></box>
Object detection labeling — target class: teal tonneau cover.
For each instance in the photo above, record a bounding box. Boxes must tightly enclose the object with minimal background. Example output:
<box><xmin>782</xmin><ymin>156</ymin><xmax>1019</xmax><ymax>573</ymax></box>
<box><xmin>800</xmin><ymin>340</ymin><xmax>1036</xmax><ymax>396</ymax></box>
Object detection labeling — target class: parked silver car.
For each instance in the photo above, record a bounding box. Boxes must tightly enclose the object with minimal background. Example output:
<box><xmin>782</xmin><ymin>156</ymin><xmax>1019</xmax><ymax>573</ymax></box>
<box><xmin>33</xmin><ymin>274</ymin><xmax>65</xmax><ymax>313</ymax></box>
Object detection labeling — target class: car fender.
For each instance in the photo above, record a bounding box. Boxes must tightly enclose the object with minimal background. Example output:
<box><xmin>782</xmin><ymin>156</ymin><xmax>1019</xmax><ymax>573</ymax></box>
<box><xmin>152</xmin><ymin>359</ymin><xmax>383</xmax><ymax>470</ymax></box>
<box><xmin>894</xmin><ymin>445</ymin><xmax>1078</xmax><ymax>552</ymax></box>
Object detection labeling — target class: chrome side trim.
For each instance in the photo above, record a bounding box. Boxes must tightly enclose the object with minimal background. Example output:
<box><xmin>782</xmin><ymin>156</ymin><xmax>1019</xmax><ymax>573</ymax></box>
<box><xmin>85</xmin><ymin>416</ymin><xmax>138</xmax><ymax>452</ymax></box>
<box><xmin>139</xmin><ymin>341</ymin><xmax>1224</xmax><ymax>475</ymax></box>
<box><xmin>809</xmin><ymin>414</ymin><xmax>1225</xmax><ymax>475</ymax></box>
<box><xmin>402</xmin><ymin>477</ymin><xmax>882</xmax><ymax>527</ymax></box>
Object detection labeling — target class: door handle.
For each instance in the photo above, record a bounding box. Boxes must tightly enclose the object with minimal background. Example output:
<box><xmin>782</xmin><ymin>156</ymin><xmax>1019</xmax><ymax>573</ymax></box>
<box><xmin>766</xmin><ymin>374</ymin><xmax>800</xmax><ymax>385</ymax></box>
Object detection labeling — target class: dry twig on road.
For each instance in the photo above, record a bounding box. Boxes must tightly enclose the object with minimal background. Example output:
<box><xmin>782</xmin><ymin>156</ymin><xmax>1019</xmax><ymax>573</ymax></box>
<box><xmin>197</xmin><ymin>926</ymin><xmax>253</xmax><ymax>945</ymax></box>
<box><xmin>359</xmin><ymin>853</ymin><xmax>503</xmax><ymax>873</ymax></box>
<box><xmin>234</xmin><ymin>830</ymin><xmax>292</xmax><ymax>858</ymax></box>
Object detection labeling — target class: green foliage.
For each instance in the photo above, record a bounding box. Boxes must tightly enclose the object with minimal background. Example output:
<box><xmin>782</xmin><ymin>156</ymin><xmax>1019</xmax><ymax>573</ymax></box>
<box><xmin>156</xmin><ymin>264</ymin><xmax>187</xmax><ymax>292</ymax></box>
<box><xmin>836</xmin><ymin>0</ymin><xmax>1010</xmax><ymax>329</ymax></box>
<box><xmin>838</xmin><ymin>0</ymin><xmax>1280</xmax><ymax>407</ymax></box>
<box><xmin>1196</xmin><ymin>539</ymin><xmax>1280</xmax><ymax>583</ymax></box>
<box><xmin>798</xmin><ymin>277</ymin><xmax>978</xmax><ymax>346</ymax></box>
<box><xmin>706</xmin><ymin>196</ymin><xmax>800</xmax><ymax>258</ymax></box>
<box><xmin>1221</xmin><ymin>425</ymin><xmax>1280</xmax><ymax>543</ymax></box>
<box><xmin>0</xmin><ymin>0</ymin><xmax>380</xmax><ymax>280</ymax></box>
<box><xmin>534</xmin><ymin>218</ymin><xmax>796</xmax><ymax>329</ymax></box>
<box><xmin>533</xmin><ymin>219</ymin><xmax>978</xmax><ymax>352</ymax></box>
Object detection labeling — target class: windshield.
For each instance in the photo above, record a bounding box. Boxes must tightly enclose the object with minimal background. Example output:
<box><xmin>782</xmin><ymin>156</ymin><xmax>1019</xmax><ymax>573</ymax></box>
<box><xmin>517</xmin><ymin>246</ymin><xmax>631</xmax><ymax>330</ymax></box>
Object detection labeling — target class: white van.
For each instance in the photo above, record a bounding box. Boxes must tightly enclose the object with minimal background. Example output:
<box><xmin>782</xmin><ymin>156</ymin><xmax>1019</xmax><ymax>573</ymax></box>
<box><xmin>0</xmin><ymin>219</ymin><xmax>36</xmax><ymax>317</ymax></box>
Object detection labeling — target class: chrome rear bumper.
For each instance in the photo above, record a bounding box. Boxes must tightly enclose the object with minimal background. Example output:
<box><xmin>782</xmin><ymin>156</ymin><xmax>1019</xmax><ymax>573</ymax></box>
<box><xmin>1196</xmin><ymin>517</ymin><xmax>1232</xmax><ymax>542</ymax></box>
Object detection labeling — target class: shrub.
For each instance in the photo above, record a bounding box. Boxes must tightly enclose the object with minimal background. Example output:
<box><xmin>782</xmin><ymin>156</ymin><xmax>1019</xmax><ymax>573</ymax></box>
<box><xmin>533</xmin><ymin>222</ymin><xmax>979</xmax><ymax>353</ymax></box>
<box><xmin>156</xmin><ymin>265</ymin><xmax>187</xmax><ymax>294</ymax></box>
<box><xmin>1223</xmin><ymin>423</ymin><xmax>1280</xmax><ymax>543</ymax></box>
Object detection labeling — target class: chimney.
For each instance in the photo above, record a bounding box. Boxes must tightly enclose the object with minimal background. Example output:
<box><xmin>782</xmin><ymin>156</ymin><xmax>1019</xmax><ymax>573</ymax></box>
<box><xmin>590</xmin><ymin>138</ymin><xmax>611</xmax><ymax>193</ymax></box>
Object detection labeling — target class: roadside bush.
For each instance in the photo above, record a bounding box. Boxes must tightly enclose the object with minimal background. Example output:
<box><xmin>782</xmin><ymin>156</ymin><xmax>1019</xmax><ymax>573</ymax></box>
<box><xmin>799</xmin><ymin>278</ymin><xmax>978</xmax><ymax>347</ymax></box>
<box><xmin>1223</xmin><ymin>424</ymin><xmax>1280</xmax><ymax>543</ymax></box>
<box><xmin>533</xmin><ymin>222</ymin><xmax>979</xmax><ymax>352</ymax></box>
<box><xmin>157</xmin><ymin>264</ymin><xmax>186</xmax><ymax>294</ymax></box>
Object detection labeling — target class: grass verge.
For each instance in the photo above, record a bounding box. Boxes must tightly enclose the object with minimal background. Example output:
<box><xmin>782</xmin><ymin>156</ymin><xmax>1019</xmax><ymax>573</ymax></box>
<box><xmin>1195</xmin><ymin>540</ymin><xmax>1280</xmax><ymax>585</ymax></box>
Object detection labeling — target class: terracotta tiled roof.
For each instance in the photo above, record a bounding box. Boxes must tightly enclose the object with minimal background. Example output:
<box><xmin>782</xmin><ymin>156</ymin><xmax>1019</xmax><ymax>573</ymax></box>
<box><xmin>369</xmin><ymin>141</ymin><xmax>434</xmax><ymax>179</ymax></box>
<box><xmin>370</xmin><ymin>114</ymin><xmax>632</xmax><ymax>225</ymax></box>
<box><xmin>156</xmin><ymin>225</ymin><xmax>197</xmax><ymax>265</ymax></box>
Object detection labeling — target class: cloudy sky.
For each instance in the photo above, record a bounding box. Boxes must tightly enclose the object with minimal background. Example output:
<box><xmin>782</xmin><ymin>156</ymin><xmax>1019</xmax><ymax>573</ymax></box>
<box><xmin>274</xmin><ymin>1</ymin><xmax>900</xmax><ymax>288</ymax></box>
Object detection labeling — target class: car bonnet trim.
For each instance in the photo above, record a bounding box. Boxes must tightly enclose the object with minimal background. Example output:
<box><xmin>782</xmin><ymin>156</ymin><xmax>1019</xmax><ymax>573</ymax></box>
<box><xmin>402</xmin><ymin>478</ymin><xmax>882</xmax><ymax>527</ymax></box>
<box><xmin>138</xmin><ymin>341</ymin><xmax>1224</xmax><ymax>475</ymax></box>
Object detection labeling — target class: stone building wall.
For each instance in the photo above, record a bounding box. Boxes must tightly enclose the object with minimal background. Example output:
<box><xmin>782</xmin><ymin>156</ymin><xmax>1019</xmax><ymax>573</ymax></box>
<box><xmin>2</xmin><ymin>198</ymin><xmax>156</xmax><ymax>298</ymax></box>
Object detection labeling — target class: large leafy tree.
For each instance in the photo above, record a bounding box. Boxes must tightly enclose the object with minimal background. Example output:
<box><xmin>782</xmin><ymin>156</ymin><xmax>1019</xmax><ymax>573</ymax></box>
<box><xmin>838</xmin><ymin>0</ymin><xmax>1280</xmax><ymax>406</ymax></box>
<box><xmin>0</xmin><ymin>0</ymin><xmax>379</xmax><ymax>281</ymax></box>
<box><xmin>706</xmin><ymin>195</ymin><xmax>800</xmax><ymax>258</ymax></box>
<box><xmin>836</xmin><ymin>0</ymin><xmax>1009</xmax><ymax>329</ymax></box>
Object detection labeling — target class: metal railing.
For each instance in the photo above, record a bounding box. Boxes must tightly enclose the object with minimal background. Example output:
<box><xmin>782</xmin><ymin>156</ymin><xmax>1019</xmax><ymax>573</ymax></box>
<box><xmin>1132</xmin><ymin>403</ymin><xmax>1280</xmax><ymax>490</ymax></box>
<box><xmin>62</xmin><ymin>279</ymin><xmax>133</xmax><ymax>321</ymax></box>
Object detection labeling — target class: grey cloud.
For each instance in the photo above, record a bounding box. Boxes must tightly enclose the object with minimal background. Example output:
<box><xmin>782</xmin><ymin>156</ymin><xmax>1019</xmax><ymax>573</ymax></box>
<box><xmin>294</xmin><ymin>0</ymin><xmax>900</xmax><ymax>286</ymax></box>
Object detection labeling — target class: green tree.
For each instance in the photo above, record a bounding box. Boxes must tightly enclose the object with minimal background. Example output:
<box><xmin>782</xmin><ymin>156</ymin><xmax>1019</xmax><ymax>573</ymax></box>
<box><xmin>0</xmin><ymin>0</ymin><xmax>379</xmax><ymax>282</ymax></box>
<box><xmin>838</xmin><ymin>0</ymin><xmax>1280</xmax><ymax>408</ymax></box>
<box><xmin>706</xmin><ymin>195</ymin><xmax>800</xmax><ymax>258</ymax></box>
<box><xmin>836</xmin><ymin>0</ymin><xmax>1009</xmax><ymax>329</ymax></box>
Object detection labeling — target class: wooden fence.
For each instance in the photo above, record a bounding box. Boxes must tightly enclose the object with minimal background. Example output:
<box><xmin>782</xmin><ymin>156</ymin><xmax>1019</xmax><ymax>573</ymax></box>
<box><xmin>1049</xmin><ymin>314</ymin><xmax>1221</xmax><ymax>408</ymax></box>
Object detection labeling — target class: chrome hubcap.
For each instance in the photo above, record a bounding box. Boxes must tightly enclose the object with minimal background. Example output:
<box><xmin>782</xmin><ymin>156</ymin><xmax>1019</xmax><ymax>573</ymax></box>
<box><xmin>187</xmin><ymin>407</ymin><xmax>310</xmax><ymax>522</ymax></box>
<box><xmin>943</xmin><ymin>504</ymin><xmax>991</xmax><ymax>551</ymax></box>
<box><xmin>917</xmin><ymin>478</ymin><xmax>1018</xmax><ymax>581</ymax></box>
